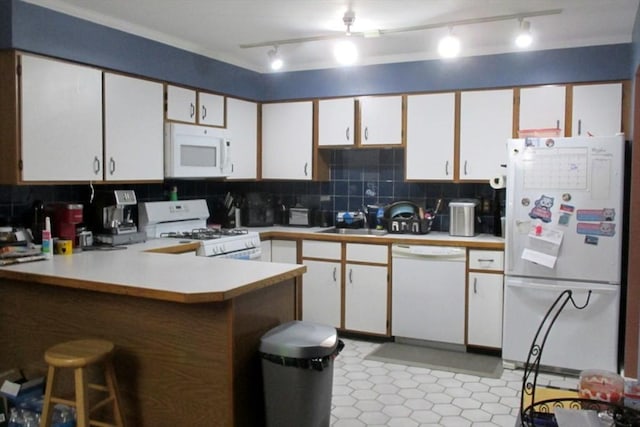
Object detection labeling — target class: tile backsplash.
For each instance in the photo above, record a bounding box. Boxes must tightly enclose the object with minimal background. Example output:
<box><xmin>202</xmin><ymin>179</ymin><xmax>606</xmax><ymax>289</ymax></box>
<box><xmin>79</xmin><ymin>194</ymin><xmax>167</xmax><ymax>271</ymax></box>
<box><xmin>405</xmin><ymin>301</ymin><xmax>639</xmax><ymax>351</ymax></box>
<box><xmin>0</xmin><ymin>148</ymin><xmax>504</xmax><ymax>234</ymax></box>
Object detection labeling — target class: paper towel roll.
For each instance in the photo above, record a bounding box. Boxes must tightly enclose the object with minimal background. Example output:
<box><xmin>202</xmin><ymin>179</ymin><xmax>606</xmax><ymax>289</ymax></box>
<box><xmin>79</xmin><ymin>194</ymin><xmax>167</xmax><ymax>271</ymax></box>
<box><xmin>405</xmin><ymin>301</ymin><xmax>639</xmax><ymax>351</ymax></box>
<box><xmin>490</xmin><ymin>175</ymin><xmax>506</xmax><ymax>189</ymax></box>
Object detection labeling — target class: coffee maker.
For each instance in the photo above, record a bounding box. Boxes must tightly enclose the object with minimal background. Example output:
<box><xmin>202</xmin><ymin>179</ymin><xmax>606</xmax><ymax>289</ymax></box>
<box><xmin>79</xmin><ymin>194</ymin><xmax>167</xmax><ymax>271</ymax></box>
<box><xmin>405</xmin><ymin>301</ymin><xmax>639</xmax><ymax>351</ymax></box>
<box><xmin>93</xmin><ymin>190</ymin><xmax>146</xmax><ymax>246</ymax></box>
<box><xmin>53</xmin><ymin>204</ymin><xmax>84</xmax><ymax>246</ymax></box>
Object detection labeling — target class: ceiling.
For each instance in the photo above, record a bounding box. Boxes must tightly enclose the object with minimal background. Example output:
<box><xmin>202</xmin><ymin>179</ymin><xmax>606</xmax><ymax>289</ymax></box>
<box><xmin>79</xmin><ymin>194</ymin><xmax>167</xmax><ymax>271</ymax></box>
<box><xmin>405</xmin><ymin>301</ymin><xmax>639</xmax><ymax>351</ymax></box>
<box><xmin>23</xmin><ymin>0</ymin><xmax>640</xmax><ymax>73</ymax></box>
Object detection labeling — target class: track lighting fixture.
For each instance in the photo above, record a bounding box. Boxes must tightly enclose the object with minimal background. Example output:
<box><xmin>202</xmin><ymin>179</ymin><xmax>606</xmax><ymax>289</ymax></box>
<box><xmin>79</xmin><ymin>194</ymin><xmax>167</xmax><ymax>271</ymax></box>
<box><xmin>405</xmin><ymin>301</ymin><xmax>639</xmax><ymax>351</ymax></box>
<box><xmin>515</xmin><ymin>19</ymin><xmax>533</xmax><ymax>48</ymax></box>
<box><xmin>438</xmin><ymin>28</ymin><xmax>460</xmax><ymax>58</ymax></box>
<box><xmin>267</xmin><ymin>46</ymin><xmax>283</xmax><ymax>71</ymax></box>
<box><xmin>240</xmin><ymin>8</ymin><xmax>561</xmax><ymax>68</ymax></box>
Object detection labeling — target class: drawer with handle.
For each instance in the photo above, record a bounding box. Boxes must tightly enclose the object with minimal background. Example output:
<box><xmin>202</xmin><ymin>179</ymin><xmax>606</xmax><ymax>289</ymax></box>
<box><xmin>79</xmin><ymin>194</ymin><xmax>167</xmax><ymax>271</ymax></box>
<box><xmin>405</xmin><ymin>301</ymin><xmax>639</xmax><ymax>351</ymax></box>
<box><xmin>468</xmin><ymin>250</ymin><xmax>504</xmax><ymax>271</ymax></box>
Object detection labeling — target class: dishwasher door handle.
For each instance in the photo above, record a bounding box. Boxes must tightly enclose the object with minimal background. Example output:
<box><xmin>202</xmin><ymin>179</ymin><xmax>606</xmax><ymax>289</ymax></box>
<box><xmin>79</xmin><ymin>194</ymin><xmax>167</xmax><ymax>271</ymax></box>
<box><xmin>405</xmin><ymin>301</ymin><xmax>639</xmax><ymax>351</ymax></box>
<box><xmin>392</xmin><ymin>244</ymin><xmax>466</xmax><ymax>260</ymax></box>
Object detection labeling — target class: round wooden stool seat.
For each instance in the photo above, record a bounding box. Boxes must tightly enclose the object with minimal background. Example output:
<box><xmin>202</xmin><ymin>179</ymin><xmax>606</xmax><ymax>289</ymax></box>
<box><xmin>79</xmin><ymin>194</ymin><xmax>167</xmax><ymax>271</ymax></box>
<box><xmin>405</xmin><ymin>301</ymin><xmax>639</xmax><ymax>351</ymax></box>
<box><xmin>44</xmin><ymin>339</ymin><xmax>114</xmax><ymax>368</ymax></box>
<box><xmin>41</xmin><ymin>338</ymin><xmax>125</xmax><ymax>427</ymax></box>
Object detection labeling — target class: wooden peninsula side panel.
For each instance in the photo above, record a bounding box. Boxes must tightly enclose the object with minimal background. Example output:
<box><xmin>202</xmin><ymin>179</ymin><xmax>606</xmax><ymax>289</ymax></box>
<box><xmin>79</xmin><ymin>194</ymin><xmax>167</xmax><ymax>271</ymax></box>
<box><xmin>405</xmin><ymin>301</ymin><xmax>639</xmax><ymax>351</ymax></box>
<box><xmin>0</xmin><ymin>277</ymin><xmax>297</xmax><ymax>426</ymax></box>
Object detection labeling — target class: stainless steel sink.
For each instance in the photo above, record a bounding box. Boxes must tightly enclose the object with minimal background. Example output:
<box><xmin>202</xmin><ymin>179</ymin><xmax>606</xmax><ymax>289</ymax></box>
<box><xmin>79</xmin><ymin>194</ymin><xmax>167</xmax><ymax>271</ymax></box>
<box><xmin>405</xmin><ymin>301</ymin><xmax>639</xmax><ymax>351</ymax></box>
<box><xmin>317</xmin><ymin>227</ymin><xmax>388</xmax><ymax>236</ymax></box>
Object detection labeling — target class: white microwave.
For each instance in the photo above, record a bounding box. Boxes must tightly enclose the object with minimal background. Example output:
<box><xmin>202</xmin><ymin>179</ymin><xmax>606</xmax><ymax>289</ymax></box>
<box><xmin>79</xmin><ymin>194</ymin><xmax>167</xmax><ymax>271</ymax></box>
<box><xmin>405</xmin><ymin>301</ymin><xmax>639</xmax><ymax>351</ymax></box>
<box><xmin>164</xmin><ymin>123</ymin><xmax>232</xmax><ymax>178</ymax></box>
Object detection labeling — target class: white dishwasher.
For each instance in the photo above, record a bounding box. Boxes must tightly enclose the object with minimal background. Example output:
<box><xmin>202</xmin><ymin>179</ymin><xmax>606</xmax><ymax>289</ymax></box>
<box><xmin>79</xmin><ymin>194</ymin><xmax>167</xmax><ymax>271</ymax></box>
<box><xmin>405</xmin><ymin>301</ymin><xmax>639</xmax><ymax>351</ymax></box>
<box><xmin>392</xmin><ymin>244</ymin><xmax>466</xmax><ymax>345</ymax></box>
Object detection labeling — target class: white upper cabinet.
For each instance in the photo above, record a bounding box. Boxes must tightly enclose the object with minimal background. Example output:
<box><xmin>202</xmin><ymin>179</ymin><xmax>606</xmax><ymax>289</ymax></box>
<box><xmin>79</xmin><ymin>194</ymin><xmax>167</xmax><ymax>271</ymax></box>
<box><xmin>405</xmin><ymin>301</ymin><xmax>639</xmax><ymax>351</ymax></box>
<box><xmin>166</xmin><ymin>85</ymin><xmax>197</xmax><ymax>123</ymax></box>
<box><xmin>519</xmin><ymin>85</ymin><xmax>566</xmax><ymax>132</ymax></box>
<box><xmin>104</xmin><ymin>73</ymin><xmax>164</xmax><ymax>181</ymax></box>
<box><xmin>406</xmin><ymin>92</ymin><xmax>456</xmax><ymax>181</ymax></box>
<box><xmin>226</xmin><ymin>97</ymin><xmax>258</xmax><ymax>180</ymax></box>
<box><xmin>262</xmin><ymin>101</ymin><xmax>314</xmax><ymax>180</ymax></box>
<box><xmin>459</xmin><ymin>89</ymin><xmax>514</xmax><ymax>181</ymax></box>
<box><xmin>359</xmin><ymin>95</ymin><xmax>403</xmax><ymax>146</ymax></box>
<box><xmin>318</xmin><ymin>98</ymin><xmax>355</xmax><ymax>146</ymax></box>
<box><xmin>571</xmin><ymin>83</ymin><xmax>622</xmax><ymax>137</ymax></box>
<box><xmin>198</xmin><ymin>92</ymin><xmax>225</xmax><ymax>127</ymax></box>
<box><xmin>20</xmin><ymin>54</ymin><xmax>103</xmax><ymax>181</ymax></box>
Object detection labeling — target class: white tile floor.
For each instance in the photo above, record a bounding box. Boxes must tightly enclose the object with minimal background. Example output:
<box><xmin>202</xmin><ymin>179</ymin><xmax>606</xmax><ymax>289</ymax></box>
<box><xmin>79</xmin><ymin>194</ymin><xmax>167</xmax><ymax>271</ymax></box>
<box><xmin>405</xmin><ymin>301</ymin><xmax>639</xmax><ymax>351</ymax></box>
<box><xmin>331</xmin><ymin>338</ymin><xmax>578</xmax><ymax>427</ymax></box>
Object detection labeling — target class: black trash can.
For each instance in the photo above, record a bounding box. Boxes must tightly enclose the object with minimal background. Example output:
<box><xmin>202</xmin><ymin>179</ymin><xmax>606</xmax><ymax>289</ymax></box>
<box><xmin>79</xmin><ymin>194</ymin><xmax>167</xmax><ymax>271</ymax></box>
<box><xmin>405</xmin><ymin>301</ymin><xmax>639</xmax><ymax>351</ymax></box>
<box><xmin>260</xmin><ymin>320</ymin><xmax>344</xmax><ymax>427</ymax></box>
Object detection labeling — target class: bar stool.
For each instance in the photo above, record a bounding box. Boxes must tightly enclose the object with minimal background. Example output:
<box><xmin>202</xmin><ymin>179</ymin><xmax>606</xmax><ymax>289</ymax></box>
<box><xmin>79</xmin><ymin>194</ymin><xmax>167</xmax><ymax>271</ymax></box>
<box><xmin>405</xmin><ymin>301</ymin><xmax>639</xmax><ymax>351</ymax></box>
<box><xmin>40</xmin><ymin>339</ymin><xmax>125</xmax><ymax>427</ymax></box>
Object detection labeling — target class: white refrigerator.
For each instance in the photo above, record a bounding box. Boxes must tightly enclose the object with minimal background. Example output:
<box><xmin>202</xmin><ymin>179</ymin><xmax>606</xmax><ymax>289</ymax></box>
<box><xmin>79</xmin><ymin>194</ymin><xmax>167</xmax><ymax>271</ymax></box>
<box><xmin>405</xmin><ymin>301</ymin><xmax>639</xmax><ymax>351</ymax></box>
<box><xmin>503</xmin><ymin>135</ymin><xmax>624</xmax><ymax>372</ymax></box>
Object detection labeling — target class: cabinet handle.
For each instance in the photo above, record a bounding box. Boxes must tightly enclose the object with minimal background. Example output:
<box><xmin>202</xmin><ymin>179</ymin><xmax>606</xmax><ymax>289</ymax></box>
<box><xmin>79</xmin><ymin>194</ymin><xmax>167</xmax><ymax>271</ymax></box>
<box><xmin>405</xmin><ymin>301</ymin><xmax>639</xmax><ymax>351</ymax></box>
<box><xmin>464</xmin><ymin>160</ymin><xmax>468</xmax><ymax>175</ymax></box>
<box><xmin>473</xmin><ymin>277</ymin><xmax>478</xmax><ymax>294</ymax></box>
<box><xmin>190</xmin><ymin>103</ymin><xmax>195</xmax><ymax>118</ymax></box>
<box><xmin>578</xmin><ymin>119</ymin><xmax>582</xmax><ymax>135</ymax></box>
<box><xmin>333</xmin><ymin>267</ymin><xmax>337</xmax><ymax>282</ymax></box>
<box><xmin>478</xmin><ymin>258</ymin><xmax>495</xmax><ymax>263</ymax></box>
<box><xmin>304</xmin><ymin>162</ymin><xmax>308</xmax><ymax>176</ymax></box>
<box><xmin>364</xmin><ymin>127</ymin><xmax>369</xmax><ymax>141</ymax></box>
<box><xmin>201</xmin><ymin>105</ymin><xmax>207</xmax><ymax>120</ymax></box>
<box><xmin>346</xmin><ymin>127</ymin><xmax>350</xmax><ymax>141</ymax></box>
<box><xmin>109</xmin><ymin>157</ymin><xmax>116</xmax><ymax>175</ymax></box>
<box><xmin>445</xmin><ymin>160</ymin><xmax>449</xmax><ymax>176</ymax></box>
<box><xmin>231</xmin><ymin>163</ymin><xmax>234</xmax><ymax>173</ymax></box>
<box><xmin>556</xmin><ymin>119</ymin><xmax>560</xmax><ymax>129</ymax></box>
<box><xmin>349</xmin><ymin>268</ymin><xmax>353</xmax><ymax>284</ymax></box>
<box><xmin>93</xmin><ymin>156</ymin><xmax>101</xmax><ymax>175</ymax></box>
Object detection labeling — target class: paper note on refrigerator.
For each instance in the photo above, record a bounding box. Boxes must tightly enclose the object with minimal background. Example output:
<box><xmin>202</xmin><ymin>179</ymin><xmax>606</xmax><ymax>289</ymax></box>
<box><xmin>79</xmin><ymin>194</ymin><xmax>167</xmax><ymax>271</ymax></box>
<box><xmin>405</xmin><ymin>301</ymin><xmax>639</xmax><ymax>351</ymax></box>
<box><xmin>521</xmin><ymin>225</ymin><xmax>564</xmax><ymax>268</ymax></box>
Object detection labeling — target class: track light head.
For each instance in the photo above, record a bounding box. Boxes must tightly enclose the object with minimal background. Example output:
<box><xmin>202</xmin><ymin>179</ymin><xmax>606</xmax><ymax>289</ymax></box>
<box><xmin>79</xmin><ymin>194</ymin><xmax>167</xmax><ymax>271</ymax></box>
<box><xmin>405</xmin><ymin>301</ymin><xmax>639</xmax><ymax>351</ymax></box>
<box><xmin>343</xmin><ymin>10</ymin><xmax>355</xmax><ymax>36</ymax></box>
<box><xmin>267</xmin><ymin>46</ymin><xmax>283</xmax><ymax>71</ymax></box>
<box><xmin>515</xmin><ymin>19</ymin><xmax>532</xmax><ymax>48</ymax></box>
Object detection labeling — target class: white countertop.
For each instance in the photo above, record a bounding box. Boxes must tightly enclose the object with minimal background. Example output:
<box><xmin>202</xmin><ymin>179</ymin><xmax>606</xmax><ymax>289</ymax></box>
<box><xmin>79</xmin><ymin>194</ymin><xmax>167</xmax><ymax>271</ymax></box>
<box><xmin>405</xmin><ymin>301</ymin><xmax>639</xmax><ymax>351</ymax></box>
<box><xmin>253</xmin><ymin>226</ymin><xmax>505</xmax><ymax>247</ymax></box>
<box><xmin>0</xmin><ymin>238</ymin><xmax>305</xmax><ymax>303</ymax></box>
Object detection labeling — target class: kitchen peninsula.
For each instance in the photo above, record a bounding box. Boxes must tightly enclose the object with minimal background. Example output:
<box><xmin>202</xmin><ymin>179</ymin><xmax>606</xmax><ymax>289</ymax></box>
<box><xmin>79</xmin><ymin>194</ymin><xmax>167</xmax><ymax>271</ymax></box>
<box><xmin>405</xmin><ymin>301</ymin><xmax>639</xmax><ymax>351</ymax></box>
<box><xmin>0</xmin><ymin>240</ymin><xmax>306</xmax><ymax>427</ymax></box>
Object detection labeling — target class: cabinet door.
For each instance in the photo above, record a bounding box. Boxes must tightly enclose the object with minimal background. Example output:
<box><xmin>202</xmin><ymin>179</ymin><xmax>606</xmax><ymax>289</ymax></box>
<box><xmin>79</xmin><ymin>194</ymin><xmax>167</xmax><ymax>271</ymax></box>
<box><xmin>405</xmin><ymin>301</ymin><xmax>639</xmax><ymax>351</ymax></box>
<box><xmin>198</xmin><ymin>92</ymin><xmax>225</xmax><ymax>127</ymax></box>
<box><xmin>459</xmin><ymin>89</ymin><xmax>513</xmax><ymax>180</ymax></box>
<box><xmin>20</xmin><ymin>55</ymin><xmax>102</xmax><ymax>181</ymax></box>
<box><xmin>104</xmin><ymin>73</ymin><xmax>164</xmax><ymax>181</ymax></box>
<box><xmin>166</xmin><ymin>85</ymin><xmax>197</xmax><ymax>123</ymax></box>
<box><xmin>262</xmin><ymin>101</ymin><xmax>313</xmax><ymax>180</ymax></box>
<box><xmin>519</xmin><ymin>86</ymin><xmax>565</xmax><ymax>131</ymax></box>
<box><xmin>406</xmin><ymin>93</ymin><xmax>455</xmax><ymax>180</ymax></box>
<box><xmin>345</xmin><ymin>264</ymin><xmax>388</xmax><ymax>334</ymax></box>
<box><xmin>359</xmin><ymin>96</ymin><xmax>403</xmax><ymax>146</ymax></box>
<box><xmin>572</xmin><ymin>83</ymin><xmax>622</xmax><ymax>137</ymax></box>
<box><xmin>302</xmin><ymin>260</ymin><xmax>341</xmax><ymax>328</ymax></box>
<box><xmin>467</xmin><ymin>272</ymin><xmax>504</xmax><ymax>348</ymax></box>
<box><xmin>318</xmin><ymin>98</ymin><xmax>355</xmax><ymax>146</ymax></box>
<box><xmin>226</xmin><ymin>98</ymin><xmax>257</xmax><ymax>180</ymax></box>
<box><xmin>271</xmin><ymin>240</ymin><xmax>297</xmax><ymax>263</ymax></box>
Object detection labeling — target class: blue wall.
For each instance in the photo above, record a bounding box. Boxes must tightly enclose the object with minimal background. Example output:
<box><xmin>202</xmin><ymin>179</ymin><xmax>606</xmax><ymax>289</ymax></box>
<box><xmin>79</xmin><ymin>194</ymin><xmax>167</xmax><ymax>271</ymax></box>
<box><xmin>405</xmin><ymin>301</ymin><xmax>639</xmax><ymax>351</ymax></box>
<box><xmin>262</xmin><ymin>45</ymin><xmax>632</xmax><ymax>100</ymax></box>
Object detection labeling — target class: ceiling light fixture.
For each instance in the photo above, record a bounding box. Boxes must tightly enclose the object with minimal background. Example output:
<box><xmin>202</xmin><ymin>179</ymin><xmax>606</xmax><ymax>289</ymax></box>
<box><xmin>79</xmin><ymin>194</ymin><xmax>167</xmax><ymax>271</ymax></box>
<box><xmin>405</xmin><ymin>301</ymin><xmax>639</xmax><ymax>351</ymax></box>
<box><xmin>267</xmin><ymin>46</ymin><xmax>283</xmax><ymax>71</ymax></box>
<box><xmin>438</xmin><ymin>28</ymin><xmax>461</xmax><ymax>58</ymax></box>
<box><xmin>515</xmin><ymin>19</ymin><xmax>533</xmax><ymax>48</ymax></box>
<box><xmin>334</xmin><ymin>11</ymin><xmax>358</xmax><ymax>66</ymax></box>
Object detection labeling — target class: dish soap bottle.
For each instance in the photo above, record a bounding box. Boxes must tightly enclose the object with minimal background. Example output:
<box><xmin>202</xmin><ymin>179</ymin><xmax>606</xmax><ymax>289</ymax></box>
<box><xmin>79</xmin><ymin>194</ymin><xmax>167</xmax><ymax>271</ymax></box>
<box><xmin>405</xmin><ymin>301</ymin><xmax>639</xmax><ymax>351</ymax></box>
<box><xmin>41</xmin><ymin>216</ymin><xmax>53</xmax><ymax>258</ymax></box>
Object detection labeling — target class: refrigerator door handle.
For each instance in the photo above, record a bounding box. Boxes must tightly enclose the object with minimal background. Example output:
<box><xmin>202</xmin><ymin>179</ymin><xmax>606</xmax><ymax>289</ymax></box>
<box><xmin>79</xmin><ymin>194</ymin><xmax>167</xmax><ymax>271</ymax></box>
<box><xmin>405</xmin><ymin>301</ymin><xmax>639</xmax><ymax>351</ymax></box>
<box><xmin>506</xmin><ymin>280</ymin><xmax>618</xmax><ymax>294</ymax></box>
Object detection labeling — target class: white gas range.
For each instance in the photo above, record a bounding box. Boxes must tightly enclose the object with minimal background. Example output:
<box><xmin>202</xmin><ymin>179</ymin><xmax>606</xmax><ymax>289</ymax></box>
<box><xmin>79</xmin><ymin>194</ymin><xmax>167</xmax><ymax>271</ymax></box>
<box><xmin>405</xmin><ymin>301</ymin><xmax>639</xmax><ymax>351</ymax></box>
<box><xmin>138</xmin><ymin>199</ymin><xmax>261</xmax><ymax>260</ymax></box>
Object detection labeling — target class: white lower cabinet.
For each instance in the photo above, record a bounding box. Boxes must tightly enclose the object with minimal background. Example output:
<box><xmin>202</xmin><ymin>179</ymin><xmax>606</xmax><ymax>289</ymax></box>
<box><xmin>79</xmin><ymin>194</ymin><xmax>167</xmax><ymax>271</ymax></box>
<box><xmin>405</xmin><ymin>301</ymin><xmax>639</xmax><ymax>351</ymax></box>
<box><xmin>467</xmin><ymin>273</ymin><xmax>504</xmax><ymax>348</ymax></box>
<box><xmin>270</xmin><ymin>240</ymin><xmax>297</xmax><ymax>264</ymax></box>
<box><xmin>344</xmin><ymin>263</ymin><xmax>388</xmax><ymax>334</ymax></box>
<box><xmin>302</xmin><ymin>240</ymin><xmax>389</xmax><ymax>335</ymax></box>
<box><xmin>466</xmin><ymin>250</ymin><xmax>504</xmax><ymax>349</ymax></box>
<box><xmin>303</xmin><ymin>259</ymin><xmax>342</xmax><ymax>328</ymax></box>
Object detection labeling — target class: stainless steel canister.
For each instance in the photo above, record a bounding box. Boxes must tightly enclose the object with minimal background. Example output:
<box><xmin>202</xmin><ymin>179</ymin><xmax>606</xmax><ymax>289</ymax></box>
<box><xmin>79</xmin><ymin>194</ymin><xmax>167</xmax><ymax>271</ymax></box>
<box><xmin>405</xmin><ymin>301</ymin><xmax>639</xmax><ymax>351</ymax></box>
<box><xmin>449</xmin><ymin>199</ymin><xmax>479</xmax><ymax>237</ymax></box>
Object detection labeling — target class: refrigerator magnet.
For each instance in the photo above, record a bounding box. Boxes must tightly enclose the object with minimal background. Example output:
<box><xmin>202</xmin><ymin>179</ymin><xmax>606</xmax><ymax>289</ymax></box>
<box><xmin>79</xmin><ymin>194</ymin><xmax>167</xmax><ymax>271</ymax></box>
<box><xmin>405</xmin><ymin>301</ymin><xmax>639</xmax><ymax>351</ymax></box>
<box><xmin>528</xmin><ymin>195</ymin><xmax>554</xmax><ymax>223</ymax></box>
<box><xmin>584</xmin><ymin>235</ymin><xmax>599</xmax><ymax>245</ymax></box>
<box><xmin>576</xmin><ymin>208</ymin><xmax>616</xmax><ymax>222</ymax></box>
<box><xmin>576</xmin><ymin>222</ymin><xmax>616</xmax><ymax>237</ymax></box>
<box><xmin>558</xmin><ymin>213</ymin><xmax>571</xmax><ymax>226</ymax></box>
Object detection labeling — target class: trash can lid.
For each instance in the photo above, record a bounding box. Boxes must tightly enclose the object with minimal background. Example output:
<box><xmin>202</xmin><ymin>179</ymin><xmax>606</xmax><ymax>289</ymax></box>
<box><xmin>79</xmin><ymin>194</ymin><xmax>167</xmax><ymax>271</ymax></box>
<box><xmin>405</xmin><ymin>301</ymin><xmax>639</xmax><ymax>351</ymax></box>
<box><xmin>259</xmin><ymin>320</ymin><xmax>338</xmax><ymax>359</ymax></box>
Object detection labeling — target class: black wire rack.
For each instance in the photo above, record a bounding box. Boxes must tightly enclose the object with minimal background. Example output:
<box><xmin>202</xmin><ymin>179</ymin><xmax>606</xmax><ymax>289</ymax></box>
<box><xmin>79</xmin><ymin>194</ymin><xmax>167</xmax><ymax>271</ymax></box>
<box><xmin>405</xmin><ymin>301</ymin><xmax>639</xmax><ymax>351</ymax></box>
<box><xmin>519</xmin><ymin>289</ymin><xmax>640</xmax><ymax>427</ymax></box>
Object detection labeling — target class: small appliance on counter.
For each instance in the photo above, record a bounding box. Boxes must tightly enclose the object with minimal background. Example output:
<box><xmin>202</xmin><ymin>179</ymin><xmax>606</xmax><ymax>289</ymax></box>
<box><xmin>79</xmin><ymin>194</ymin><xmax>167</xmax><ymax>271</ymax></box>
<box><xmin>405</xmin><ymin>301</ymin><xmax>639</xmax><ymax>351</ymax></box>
<box><xmin>241</xmin><ymin>193</ymin><xmax>274</xmax><ymax>227</ymax></box>
<box><xmin>53</xmin><ymin>203</ymin><xmax>83</xmax><ymax>246</ymax></box>
<box><xmin>92</xmin><ymin>190</ymin><xmax>146</xmax><ymax>246</ymax></box>
<box><xmin>448</xmin><ymin>199</ymin><xmax>479</xmax><ymax>237</ymax></box>
<box><xmin>288</xmin><ymin>207</ymin><xmax>314</xmax><ymax>227</ymax></box>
